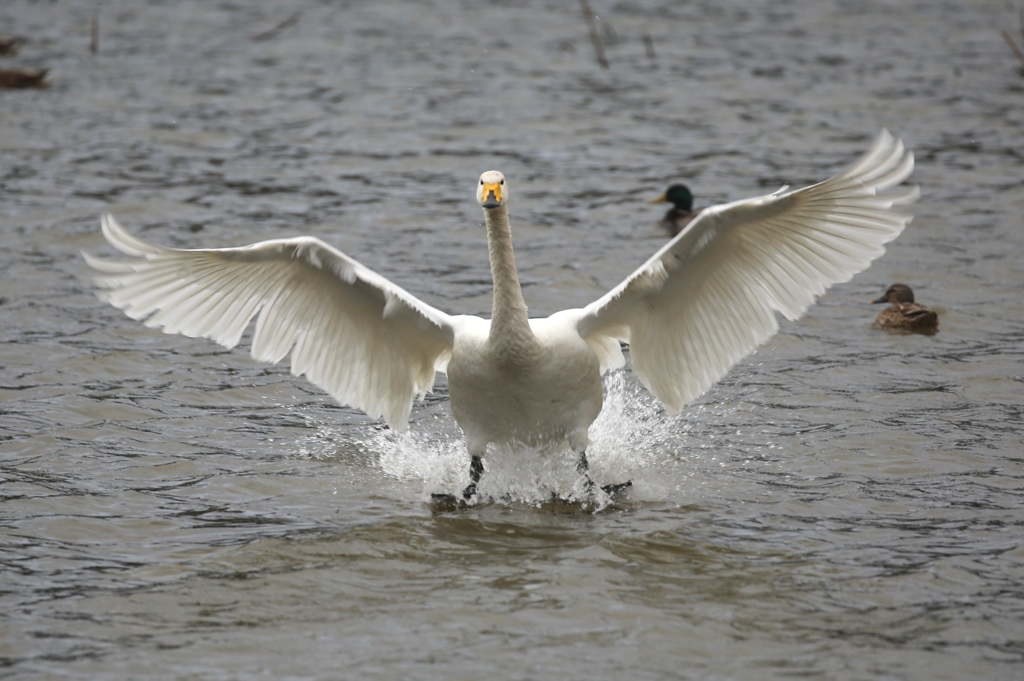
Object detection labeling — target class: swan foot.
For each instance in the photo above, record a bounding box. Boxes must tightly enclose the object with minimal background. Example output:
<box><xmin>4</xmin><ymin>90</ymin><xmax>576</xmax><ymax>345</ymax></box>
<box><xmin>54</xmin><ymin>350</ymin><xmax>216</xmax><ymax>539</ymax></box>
<box><xmin>461</xmin><ymin>454</ymin><xmax>484</xmax><ymax>499</ymax></box>
<box><xmin>576</xmin><ymin>451</ymin><xmax>632</xmax><ymax>500</ymax></box>
<box><xmin>430</xmin><ymin>455</ymin><xmax>485</xmax><ymax>509</ymax></box>
<box><xmin>600</xmin><ymin>479</ymin><xmax>632</xmax><ymax>497</ymax></box>
<box><xmin>430</xmin><ymin>492</ymin><xmax>462</xmax><ymax>508</ymax></box>
<box><xmin>576</xmin><ymin>451</ymin><xmax>590</xmax><ymax>474</ymax></box>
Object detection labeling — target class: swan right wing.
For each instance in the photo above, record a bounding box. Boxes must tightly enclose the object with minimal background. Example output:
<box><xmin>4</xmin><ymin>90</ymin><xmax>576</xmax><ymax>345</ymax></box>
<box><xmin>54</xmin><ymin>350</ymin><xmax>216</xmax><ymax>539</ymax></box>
<box><xmin>578</xmin><ymin>130</ymin><xmax>919</xmax><ymax>412</ymax></box>
<box><xmin>84</xmin><ymin>215</ymin><xmax>456</xmax><ymax>428</ymax></box>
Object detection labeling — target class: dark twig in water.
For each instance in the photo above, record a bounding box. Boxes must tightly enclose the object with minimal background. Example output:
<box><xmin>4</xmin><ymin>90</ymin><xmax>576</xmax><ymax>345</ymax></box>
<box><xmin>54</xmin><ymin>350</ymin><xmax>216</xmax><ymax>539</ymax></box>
<box><xmin>1002</xmin><ymin>30</ymin><xmax>1024</xmax><ymax>71</ymax></box>
<box><xmin>91</xmin><ymin>10</ymin><xmax>99</xmax><ymax>54</ymax></box>
<box><xmin>578</xmin><ymin>0</ymin><xmax>609</xmax><ymax>69</ymax></box>
<box><xmin>251</xmin><ymin>11</ymin><xmax>301</xmax><ymax>42</ymax></box>
<box><xmin>1005</xmin><ymin>5</ymin><xmax>1024</xmax><ymax>74</ymax></box>
<box><xmin>643</xmin><ymin>33</ymin><xmax>656</xmax><ymax>62</ymax></box>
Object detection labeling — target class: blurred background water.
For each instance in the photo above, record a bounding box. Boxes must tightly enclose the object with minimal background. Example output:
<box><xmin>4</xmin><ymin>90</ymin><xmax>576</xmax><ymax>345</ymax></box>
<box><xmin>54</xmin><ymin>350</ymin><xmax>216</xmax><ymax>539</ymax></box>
<box><xmin>1</xmin><ymin>1</ymin><xmax>1023</xmax><ymax>679</ymax></box>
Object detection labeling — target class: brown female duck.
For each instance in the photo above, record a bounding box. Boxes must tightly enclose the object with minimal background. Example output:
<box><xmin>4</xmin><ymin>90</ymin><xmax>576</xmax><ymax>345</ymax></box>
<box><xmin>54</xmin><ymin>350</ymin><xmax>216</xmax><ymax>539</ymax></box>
<box><xmin>872</xmin><ymin>283</ymin><xmax>938</xmax><ymax>333</ymax></box>
<box><xmin>0</xmin><ymin>37</ymin><xmax>23</xmax><ymax>55</ymax></box>
<box><xmin>0</xmin><ymin>67</ymin><xmax>48</xmax><ymax>88</ymax></box>
<box><xmin>650</xmin><ymin>184</ymin><xmax>702</xmax><ymax>237</ymax></box>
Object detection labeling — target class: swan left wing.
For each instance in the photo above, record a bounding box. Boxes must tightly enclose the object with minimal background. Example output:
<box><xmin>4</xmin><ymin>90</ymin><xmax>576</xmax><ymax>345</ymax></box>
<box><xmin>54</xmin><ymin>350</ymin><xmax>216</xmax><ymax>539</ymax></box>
<box><xmin>578</xmin><ymin>129</ymin><xmax>918</xmax><ymax>412</ymax></box>
<box><xmin>84</xmin><ymin>215</ymin><xmax>456</xmax><ymax>428</ymax></box>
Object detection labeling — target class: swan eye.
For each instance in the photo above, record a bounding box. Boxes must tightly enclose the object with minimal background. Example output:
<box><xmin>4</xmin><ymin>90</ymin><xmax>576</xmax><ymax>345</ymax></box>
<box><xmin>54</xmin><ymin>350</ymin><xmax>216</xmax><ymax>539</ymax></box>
<box><xmin>499</xmin><ymin>179</ymin><xmax>505</xmax><ymax>185</ymax></box>
<box><xmin>480</xmin><ymin>179</ymin><xmax>484</xmax><ymax>185</ymax></box>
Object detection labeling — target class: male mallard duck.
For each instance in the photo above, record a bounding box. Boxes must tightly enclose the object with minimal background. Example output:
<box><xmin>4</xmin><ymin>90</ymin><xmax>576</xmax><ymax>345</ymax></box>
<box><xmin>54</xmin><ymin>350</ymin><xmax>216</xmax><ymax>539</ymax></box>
<box><xmin>872</xmin><ymin>283</ymin><xmax>938</xmax><ymax>333</ymax></box>
<box><xmin>85</xmin><ymin>131</ymin><xmax>916</xmax><ymax>502</ymax></box>
<box><xmin>650</xmin><ymin>183</ymin><xmax>702</xmax><ymax>236</ymax></box>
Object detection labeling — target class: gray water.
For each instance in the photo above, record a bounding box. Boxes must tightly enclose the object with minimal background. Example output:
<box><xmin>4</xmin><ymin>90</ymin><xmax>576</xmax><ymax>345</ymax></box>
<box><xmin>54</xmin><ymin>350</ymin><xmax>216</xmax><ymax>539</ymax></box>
<box><xmin>2</xmin><ymin>1</ymin><xmax>1023</xmax><ymax>679</ymax></box>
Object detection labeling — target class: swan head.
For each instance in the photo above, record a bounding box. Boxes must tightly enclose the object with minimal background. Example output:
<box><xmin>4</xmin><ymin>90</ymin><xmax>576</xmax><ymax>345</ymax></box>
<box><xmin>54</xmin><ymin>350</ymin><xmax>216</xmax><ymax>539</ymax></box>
<box><xmin>477</xmin><ymin>171</ymin><xmax>507</xmax><ymax>210</ymax></box>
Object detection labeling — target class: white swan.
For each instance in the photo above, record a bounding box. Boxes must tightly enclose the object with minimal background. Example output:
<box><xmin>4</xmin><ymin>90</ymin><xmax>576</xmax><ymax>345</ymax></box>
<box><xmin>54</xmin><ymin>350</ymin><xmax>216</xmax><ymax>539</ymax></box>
<box><xmin>85</xmin><ymin>130</ymin><xmax>917</xmax><ymax>500</ymax></box>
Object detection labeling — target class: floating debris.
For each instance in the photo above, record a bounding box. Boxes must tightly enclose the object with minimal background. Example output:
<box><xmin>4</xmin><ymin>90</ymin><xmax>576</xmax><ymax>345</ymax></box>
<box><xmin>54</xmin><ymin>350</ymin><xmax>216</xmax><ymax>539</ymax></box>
<box><xmin>251</xmin><ymin>11</ymin><xmax>301</xmax><ymax>42</ymax></box>
<box><xmin>1003</xmin><ymin>7</ymin><xmax>1024</xmax><ymax>74</ymax></box>
<box><xmin>578</xmin><ymin>0</ymin><xmax>609</xmax><ymax>69</ymax></box>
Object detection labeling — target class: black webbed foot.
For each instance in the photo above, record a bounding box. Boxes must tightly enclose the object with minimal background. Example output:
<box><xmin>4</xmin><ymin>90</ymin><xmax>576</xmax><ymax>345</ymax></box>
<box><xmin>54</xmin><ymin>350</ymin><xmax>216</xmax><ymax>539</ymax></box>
<box><xmin>430</xmin><ymin>455</ymin><xmax>484</xmax><ymax>508</ymax></box>
<box><xmin>576</xmin><ymin>450</ymin><xmax>631</xmax><ymax>499</ymax></box>
<box><xmin>600</xmin><ymin>480</ymin><xmax>632</xmax><ymax>497</ymax></box>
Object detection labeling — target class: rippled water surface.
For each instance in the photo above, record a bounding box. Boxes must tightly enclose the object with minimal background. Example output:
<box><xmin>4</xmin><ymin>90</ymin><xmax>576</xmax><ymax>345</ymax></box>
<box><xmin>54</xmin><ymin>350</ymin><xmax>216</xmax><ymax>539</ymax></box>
<box><xmin>2</xmin><ymin>1</ymin><xmax>1024</xmax><ymax>679</ymax></box>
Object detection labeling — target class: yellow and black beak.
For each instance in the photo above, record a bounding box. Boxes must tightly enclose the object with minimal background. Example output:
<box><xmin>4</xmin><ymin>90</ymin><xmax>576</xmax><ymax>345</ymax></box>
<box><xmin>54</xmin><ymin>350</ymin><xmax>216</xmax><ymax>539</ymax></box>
<box><xmin>481</xmin><ymin>181</ymin><xmax>503</xmax><ymax>209</ymax></box>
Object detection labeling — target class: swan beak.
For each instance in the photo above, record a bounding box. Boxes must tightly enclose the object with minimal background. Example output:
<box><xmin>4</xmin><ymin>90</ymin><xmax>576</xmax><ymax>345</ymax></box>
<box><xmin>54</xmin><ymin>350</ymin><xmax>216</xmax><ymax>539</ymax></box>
<box><xmin>649</xmin><ymin>193</ymin><xmax>667</xmax><ymax>204</ymax></box>
<box><xmin>481</xmin><ymin>181</ymin><xmax>503</xmax><ymax>209</ymax></box>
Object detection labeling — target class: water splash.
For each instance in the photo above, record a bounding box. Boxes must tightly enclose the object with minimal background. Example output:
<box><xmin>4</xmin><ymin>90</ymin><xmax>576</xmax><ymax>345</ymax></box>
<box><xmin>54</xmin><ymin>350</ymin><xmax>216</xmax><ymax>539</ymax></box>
<box><xmin>586</xmin><ymin>370</ymin><xmax>729</xmax><ymax>501</ymax></box>
<box><xmin>295</xmin><ymin>370</ymin><xmax>732</xmax><ymax>506</ymax></box>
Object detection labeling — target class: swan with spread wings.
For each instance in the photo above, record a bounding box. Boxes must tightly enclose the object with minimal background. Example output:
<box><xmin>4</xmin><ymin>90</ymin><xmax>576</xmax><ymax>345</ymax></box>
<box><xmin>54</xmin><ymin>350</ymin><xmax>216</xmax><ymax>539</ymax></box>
<box><xmin>85</xmin><ymin>130</ymin><xmax>918</xmax><ymax>501</ymax></box>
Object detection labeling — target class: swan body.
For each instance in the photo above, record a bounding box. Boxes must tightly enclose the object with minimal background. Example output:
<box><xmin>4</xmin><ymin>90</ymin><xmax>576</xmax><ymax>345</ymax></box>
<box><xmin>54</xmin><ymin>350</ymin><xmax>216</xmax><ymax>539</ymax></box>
<box><xmin>85</xmin><ymin>130</ymin><xmax>918</xmax><ymax>496</ymax></box>
<box><xmin>448</xmin><ymin>310</ymin><xmax>605</xmax><ymax>459</ymax></box>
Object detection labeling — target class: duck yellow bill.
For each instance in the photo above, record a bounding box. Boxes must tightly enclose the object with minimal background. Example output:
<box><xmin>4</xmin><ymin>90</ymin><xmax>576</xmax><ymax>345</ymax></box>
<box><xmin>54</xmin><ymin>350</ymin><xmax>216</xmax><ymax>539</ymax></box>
<box><xmin>649</xmin><ymin>193</ymin><xmax>667</xmax><ymax>204</ymax></box>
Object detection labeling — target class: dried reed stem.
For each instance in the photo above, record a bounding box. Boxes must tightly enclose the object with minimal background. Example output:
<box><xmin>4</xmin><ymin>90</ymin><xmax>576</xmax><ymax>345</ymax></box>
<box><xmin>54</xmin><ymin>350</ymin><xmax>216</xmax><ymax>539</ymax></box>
<box><xmin>578</xmin><ymin>0</ymin><xmax>609</xmax><ymax>69</ymax></box>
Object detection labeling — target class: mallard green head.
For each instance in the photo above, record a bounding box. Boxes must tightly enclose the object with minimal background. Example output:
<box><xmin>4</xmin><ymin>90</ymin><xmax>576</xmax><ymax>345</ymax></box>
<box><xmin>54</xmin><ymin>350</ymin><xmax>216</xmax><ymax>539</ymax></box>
<box><xmin>651</xmin><ymin>184</ymin><xmax>694</xmax><ymax>210</ymax></box>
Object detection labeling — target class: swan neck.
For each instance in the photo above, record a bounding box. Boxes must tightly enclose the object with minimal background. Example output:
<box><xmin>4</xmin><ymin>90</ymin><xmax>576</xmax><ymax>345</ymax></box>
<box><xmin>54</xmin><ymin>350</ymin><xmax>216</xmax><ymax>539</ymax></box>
<box><xmin>484</xmin><ymin>206</ymin><xmax>533</xmax><ymax>345</ymax></box>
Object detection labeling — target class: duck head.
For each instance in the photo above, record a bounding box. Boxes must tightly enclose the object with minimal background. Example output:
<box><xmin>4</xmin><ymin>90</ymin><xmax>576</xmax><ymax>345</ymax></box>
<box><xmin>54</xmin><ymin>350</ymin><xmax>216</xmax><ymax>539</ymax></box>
<box><xmin>872</xmin><ymin>283</ymin><xmax>916</xmax><ymax>305</ymax></box>
<box><xmin>651</xmin><ymin>184</ymin><xmax>694</xmax><ymax>210</ymax></box>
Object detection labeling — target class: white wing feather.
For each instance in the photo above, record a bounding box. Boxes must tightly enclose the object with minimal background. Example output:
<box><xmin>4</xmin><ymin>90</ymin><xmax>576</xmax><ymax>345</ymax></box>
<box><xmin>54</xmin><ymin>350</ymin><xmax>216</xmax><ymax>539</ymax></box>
<box><xmin>578</xmin><ymin>129</ymin><xmax>919</xmax><ymax>411</ymax></box>
<box><xmin>84</xmin><ymin>215</ymin><xmax>456</xmax><ymax>428</ymax></box>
